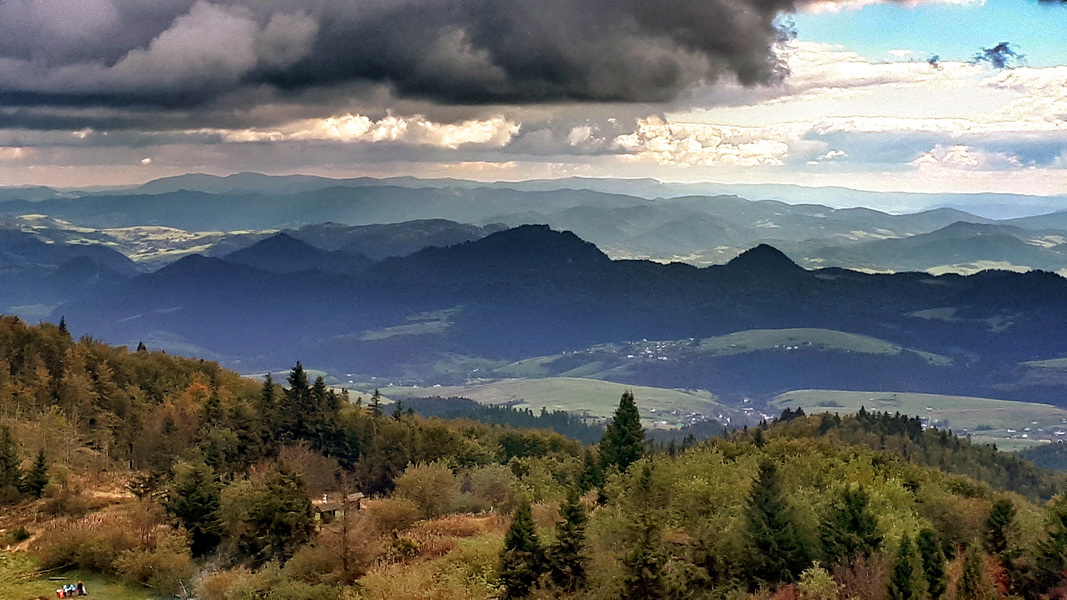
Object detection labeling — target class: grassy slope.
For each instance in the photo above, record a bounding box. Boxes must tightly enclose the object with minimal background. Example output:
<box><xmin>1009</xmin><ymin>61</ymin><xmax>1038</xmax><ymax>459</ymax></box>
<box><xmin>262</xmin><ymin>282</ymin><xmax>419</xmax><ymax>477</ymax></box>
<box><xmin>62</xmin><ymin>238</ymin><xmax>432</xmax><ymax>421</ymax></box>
<box><xmin>385</xmin><ymin>377</ymin><xmax>724</xmax><ymax>428</ymax></box>
<box><xmin>0</xmin><ymin>553</ymin><xmax>154</xmax><ymax>600</ymax></box>
<box><xmin>772</xmin><ymin>389</ymin><xmax>1067</xmax><ymax>449</ymax></box>
<box><xmin>496</xmin><ymin>327</ymin><xmax>952</xmax><ymax>380</ymax></box>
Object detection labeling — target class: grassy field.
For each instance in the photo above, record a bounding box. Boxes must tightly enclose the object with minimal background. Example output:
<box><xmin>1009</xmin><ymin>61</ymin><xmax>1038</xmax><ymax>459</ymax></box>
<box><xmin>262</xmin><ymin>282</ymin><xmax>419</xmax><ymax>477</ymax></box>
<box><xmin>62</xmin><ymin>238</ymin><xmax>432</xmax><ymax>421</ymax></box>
<box><xmin>385</xmin><ymin>377</ymin><xmax>725</xmax><ymax>428</ymax></box>
<box><xmin>495</xmin><ymin>327</ymin><xmax>952</xmax><ymax>380</ymax></box>
<box><xmin>0</xmin><ymin>553</ymin><xmax>155</xmax><ymax>600</ymax></box>
<box><xmin>771</xmin><ymin>389</ymin><xmax>1067</xmax><ymax>448</ymax></box>
<box><xmin>696</xmin><ymin>328</ymin><xmax>951</xmax><ymax>365</ymax></box>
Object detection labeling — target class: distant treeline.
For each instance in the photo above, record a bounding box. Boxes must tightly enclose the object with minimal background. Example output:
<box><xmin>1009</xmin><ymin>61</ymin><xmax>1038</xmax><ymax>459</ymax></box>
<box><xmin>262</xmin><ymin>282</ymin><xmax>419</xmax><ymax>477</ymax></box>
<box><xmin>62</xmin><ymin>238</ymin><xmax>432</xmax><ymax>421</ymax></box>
<box><xmin>751</xmin><ymin>406</ymin><xmax>1067</xmax><ymax>501</ymax></box>
<box><xmin>397</xmin><ymin>395</ymin><xmax>605</xmax><ymax>444</ymax></box>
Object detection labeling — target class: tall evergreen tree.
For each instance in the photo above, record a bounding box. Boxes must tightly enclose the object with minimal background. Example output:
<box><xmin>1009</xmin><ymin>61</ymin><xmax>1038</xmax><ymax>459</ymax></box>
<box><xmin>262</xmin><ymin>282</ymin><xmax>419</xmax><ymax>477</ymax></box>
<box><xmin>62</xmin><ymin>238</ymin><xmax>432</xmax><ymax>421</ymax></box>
<box><xmin>887</xmin><ymin>534</ymin><xmax>926</xmax><ymax>600</ymax></box>
<box><xmin>621</xmin><ymin>519</ymin><xmax>667</xmax><ymax>600</ymax></box>
<box><xmin>1033</xmin><ymin>495</ymin><xmax>1067</xmax><ymax>594</ymax></box>
<box><xmin>0</xmin><ymin>426</ymin><xmax>21</xmax><ymax>499</ymax></box>
<box><xmin>746</xmin><ymin>459</ymin><xmax>812</xmax><ymax>584</ymax></box>
<box><xmin>916</xmin><ymin>528</ymin><xmax>948</xmax><ymax>600</ymax></box>
<box><xmin>499</xmin><ymin>502</ymin><xmax>544</xmax><ymax>599</ymax></box>
<box><xmin>369</xmin><ymin>389</ymin><xmax>383</xmax><ymax>419</ymax></box>
<box><xmin>820</xmin><ymin>485</ymin><xmax>882</xmax><ymax>565</ymax></box>
<box><xmin>599</xmin><ymin>391</ymin><xmax>644</xmax><ymax>474</ymax></box>
<box><xmin>547</xmin><ymin>487</ymin><xmax>588</xmax><ymax>592</ymax></box>
<box><xmin>240</xmin><ymin>465</ymin><xmax>315</xmax><ymax>565</ymax></box>
<box><xmin>985</xmin><ymin>498</ymin><xmax>1017</xmax><ymax>557</ymax></box>
<box><xmin>286</xmin><ymin>362</ymin><xmax>312</xmax><ymax>439</ymax></box>
<box><xmin>167</xmin><ymin>460</ymin><xmax>222</xmax><ymax>557</ymax></box>
<box><xmin>957</xmin><ymin>545</ymin><xmax>992</xmax><ymax>600</ymax></box>
<box><xmin>20</xmin><ymin>449</ymin><xmax>48</xmax><ymax>498</ymax></box>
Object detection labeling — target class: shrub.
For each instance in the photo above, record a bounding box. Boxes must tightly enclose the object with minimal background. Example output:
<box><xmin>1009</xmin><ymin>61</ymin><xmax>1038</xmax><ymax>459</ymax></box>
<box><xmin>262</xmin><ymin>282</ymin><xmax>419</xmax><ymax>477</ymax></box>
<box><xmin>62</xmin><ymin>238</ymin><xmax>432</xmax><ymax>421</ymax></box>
<box><xmin>31</xmin><ymin>514</ymin><xmax>141</xmax><ymax>571</ymax></box>
<box><xmin>114</xmin><ymin>531</ymin><xmax>195</xmax><ymax>595</ymax></box>
<box><xmin>369</xmin><ymin>497</ymin><xmax>422</xmax><ymax>533</ymax></box>
<box><xmin>5</xmin><ymin>526</ymin><xmax>30</xmax><ymax>544</ymax></box>
<box><xmin>394</xmin><ymin>462</ymin><xmax>460</xmax><ymax>519</ymax></box>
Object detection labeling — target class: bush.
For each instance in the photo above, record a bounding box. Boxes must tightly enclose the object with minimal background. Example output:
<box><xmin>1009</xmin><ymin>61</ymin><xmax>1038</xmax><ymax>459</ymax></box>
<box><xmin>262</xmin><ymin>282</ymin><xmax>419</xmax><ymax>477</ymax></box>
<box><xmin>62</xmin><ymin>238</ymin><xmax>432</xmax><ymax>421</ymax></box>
<box><xmin>32</xmin><ymin>514</ymin><xmax>141</xmax><ymax>571</ymax></box>
<box><xmin>4</xmin><ymin>526</ymin><xmax>31</xmax><ymax>544</ymax></box>
<box><xmin>467</xmin><ymin>464</ymin><xmax>517</xmax><ymax>512</ymax></box>
<box><xmin>114</xmin><ymin>531</ymin><xmax>195</xmax><ymax>595</ymax></box>
<box><xmin>370</xmin><ymin>497</ymin><xmax>422</xmax><ymax>533</ymax></box>
<box><xmin>394</xmin><ymin>462</ymin><xmax>460</xmax><ymax>519</ymax></box>
<box><xmin>195</xmin><ymin>563</ymin><xmax>356</xmax><ymax>600</ymax></box>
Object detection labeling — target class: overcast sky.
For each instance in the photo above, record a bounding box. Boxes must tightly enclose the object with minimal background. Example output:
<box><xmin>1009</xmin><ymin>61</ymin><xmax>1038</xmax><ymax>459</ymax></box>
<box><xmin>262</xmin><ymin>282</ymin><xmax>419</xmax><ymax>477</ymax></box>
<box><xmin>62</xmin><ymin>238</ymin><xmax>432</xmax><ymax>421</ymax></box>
<box><xmin>0</xmin><ymin>0</ymin><xmax>1064</xmax><ymax>195</ymax></box>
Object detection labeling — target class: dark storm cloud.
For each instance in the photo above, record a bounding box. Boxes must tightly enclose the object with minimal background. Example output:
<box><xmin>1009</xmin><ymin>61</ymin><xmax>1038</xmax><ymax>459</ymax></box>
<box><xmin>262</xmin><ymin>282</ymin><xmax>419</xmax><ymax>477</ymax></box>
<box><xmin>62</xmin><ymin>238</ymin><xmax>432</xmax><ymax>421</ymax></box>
<box><xmin>0</xmin><ymin>0</ymin><xmax>799</xmax><ymax>115</ymax></box>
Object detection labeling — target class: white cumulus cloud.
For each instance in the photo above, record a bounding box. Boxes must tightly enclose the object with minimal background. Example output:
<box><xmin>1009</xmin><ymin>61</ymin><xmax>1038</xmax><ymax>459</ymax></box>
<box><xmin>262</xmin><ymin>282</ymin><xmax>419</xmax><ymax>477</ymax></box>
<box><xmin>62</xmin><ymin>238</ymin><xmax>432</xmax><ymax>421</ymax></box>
<box><xmin>212</xmin><ymin>113</ymin><xmax>521</xmax><ymax>149</ymax></box>
<box><xmin>614</xmin><ymin>117</ymin><xmax>792</xmax><ymax>167</ymax></box>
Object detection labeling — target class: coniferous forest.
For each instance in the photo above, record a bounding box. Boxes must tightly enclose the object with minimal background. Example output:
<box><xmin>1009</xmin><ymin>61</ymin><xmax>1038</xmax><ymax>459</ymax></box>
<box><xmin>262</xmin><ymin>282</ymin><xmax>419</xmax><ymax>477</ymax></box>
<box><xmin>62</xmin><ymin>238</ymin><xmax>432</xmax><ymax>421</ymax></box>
<box><xmin>2</xmin><ymin>316</ymin><xmax>1067</xmax><ymax>600</ymax></box>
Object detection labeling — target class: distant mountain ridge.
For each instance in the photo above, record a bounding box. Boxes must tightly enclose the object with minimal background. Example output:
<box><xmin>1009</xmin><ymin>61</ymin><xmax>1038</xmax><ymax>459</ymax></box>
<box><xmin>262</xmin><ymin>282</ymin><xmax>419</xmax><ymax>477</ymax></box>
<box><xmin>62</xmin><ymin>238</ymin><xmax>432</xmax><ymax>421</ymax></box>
<box><xmin>108</xmin><ymin>172</ymin><xmax>1067</xmax><ymax>219</ymax></box>
<box><xmin>50</xmin><ymin>225</ymin><xmax>1067</xmax><ymax>408</ymax></box>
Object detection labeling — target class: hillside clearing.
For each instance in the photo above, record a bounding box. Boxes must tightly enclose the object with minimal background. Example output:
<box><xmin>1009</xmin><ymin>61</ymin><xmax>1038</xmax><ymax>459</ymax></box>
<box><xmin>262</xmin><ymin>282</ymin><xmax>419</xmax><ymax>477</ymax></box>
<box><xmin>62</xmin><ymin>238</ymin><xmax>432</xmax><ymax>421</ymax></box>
<box><xmin>385</xmin><ymin>377</ymin><xmax>724</xmax><ymax>428</ymax></box>
<box><xmin>772</xmin><ymin>389</ymin><xmax>1067</xmax><ymax>448</ymax></box>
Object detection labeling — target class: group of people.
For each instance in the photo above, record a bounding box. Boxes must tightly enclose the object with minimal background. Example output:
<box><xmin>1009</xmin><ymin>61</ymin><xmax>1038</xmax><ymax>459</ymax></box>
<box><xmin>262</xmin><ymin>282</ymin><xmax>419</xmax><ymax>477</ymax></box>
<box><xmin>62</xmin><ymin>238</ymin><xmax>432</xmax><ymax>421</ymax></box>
<box><xmin>55</xmin><ymin>581</ymin><xmax>86</xmax><ymax>597</ymax></box>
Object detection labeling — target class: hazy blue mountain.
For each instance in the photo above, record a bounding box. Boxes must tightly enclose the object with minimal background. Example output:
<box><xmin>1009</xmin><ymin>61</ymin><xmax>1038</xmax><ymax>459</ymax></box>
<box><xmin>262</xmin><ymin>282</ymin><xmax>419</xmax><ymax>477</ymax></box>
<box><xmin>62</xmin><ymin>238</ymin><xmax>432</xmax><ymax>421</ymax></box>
<box><xmin>49</xmin><ymin>225</ymin><xmax>1067</xmax><ymax>405</ymax></box>
<box><xmin>223</xmin><ymin>233</ymin><xmax>373</xmax><ymax>276</ymax></box>
<box><xmin>797</xmin><ymin>221</ymin><xmax>1067</xmax><ymax>273</ymax></box>
<box><xmin>116</xmin><ymin>173</ymin><xmax>1067</xmax><ymax>218</ymax></box>
<box><xmin>0</xmin><ymin>186</ymin><xmax>70</xmax><ymax>202</ymax></box>
<box><xmin>3</xmin><ymin>175</ymin><xmax>1067</xmax><ymax>273</ymax></box>
<box><xmin>288</xmin><ymin>219</ymin><xmax>506</xmax><ymax>260</ymax></box>
<box><xmin>0</xmin><ymin>228</ymin><xmax>142</xmax><ymax>318</ymax></box>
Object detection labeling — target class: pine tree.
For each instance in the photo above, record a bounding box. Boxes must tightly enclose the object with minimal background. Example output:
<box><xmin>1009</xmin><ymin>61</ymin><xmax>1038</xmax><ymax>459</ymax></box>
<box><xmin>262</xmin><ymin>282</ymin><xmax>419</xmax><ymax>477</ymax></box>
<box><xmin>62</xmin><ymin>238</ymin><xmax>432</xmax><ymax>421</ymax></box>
<box><xmin>916</xmin><ymin>528</ymin><xmax>948</xmax><ymax>600</ymax></box>
<box><xmin>199</xmin><ymin>389</ymin><xmax>224</xmax><ymax>427</ymax></box>
<box><xmin>821</xmin><ymin>485</ymin><xmax>882</xmax><ymax>565</ymax></box>
<box><xmin>578</xmin><ymin>447</ymin><xmax>603</xmax><ymax>492</ymax></box>
<box><xmin>499</xmin><ymin>502</ymin><xmax>544</xmax><ymax>599</ymax></box>
<box><xmin>369</xmin><ymin>389</ymin><xmax>383</xmax><ymax>419</ymax></box>
<box><xmin>166</xmin><ymin>460</ymin><xmax>222</xmax><ymax>557</ymax></box>
<box><xmin>1033</xmin><ymin>495</ymin><xmax>1067</xmax><ymax>594</ymax></box>
<box><xmin>984</xmin><ymin>498</ymin><xmax>1017</xmax><ymax>557</ymax></box>
<box><xmin>285</xmin><ymin>362</ymin><xmax>312</xmax><ymax>439</ymax></box>
<box><xmin>599</xmin><ymin>391</ymin><xmax>644</xmax><ymax>474</ymax></box>
<box><xmin>547</xmin><ymin>487</ymin><xmax>588</xmax><ymax>592</ymax></box>
<box><xmin>747</xmin><ymin>459</ymin><xmax>812</xmax><ymax>584</ymax></box>
<box><xmin>957</xmin><ymin>545</ymin><xmax>991</xmax><ymax>600</ymax></box>
<box><xmin>0</xmin><ymin>426</ymin><xmax>21</xmax><ymax>500</ymax></box>
<box><xmin>20</xmin><ymin>449</ymin><xmax>48</xmax><ymax>498</ymax></box>
<box><xmin>887</xmin><ymin>534</ymin><xmax>926</xmax><ymax>600</ymax></box>
<box><xmin>621</xmin><ymin>518</ymin><xmax>666</xmax><ymax>600</ymax></box>
<box><xmin>256</xmin><ymin>373</ymin><xmax>280</xmax><ymax>452</ymax></box>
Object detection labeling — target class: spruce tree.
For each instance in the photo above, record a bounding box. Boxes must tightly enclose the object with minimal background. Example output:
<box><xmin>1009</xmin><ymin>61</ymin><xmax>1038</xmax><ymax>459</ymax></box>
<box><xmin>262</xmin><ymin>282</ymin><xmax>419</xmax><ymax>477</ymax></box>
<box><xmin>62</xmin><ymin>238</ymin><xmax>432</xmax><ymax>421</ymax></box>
<box><xmin>166</xmin><ymin>460</ymin><xmax>222</xmax><ymax>557</ymax></box>
<box><xmin>369</xmin><ymin>389</ymin><xmax>383</xmax><ymax>419</ymax></box>
<box><xmin>887</xmin><ymin>533</ymin><xmax>926</xmax><ymax>600</ymax></box>
<box><xmin>286</xmin><ymin>362</ymin><xmax>312</xmax><ymax>439</ymax></box>
<box><xmin>957</xmin><ymin>545</ymin><xmax>991</xmax><ymax>600</ymax></box>
<box><xmin>20</xmin><ymin>449</ymin><xmax>48</xmax><ymax>498</ymax></box>
<box><xmin>256</xmin><ymin>373</ymin><xmax>279</xmax><ymax>452</ymax></box>
<box><xmin>599</xmin><ymin>391</ymin><xmax>644</xmax><ymax>474</ymax></box>
<box><xmin>821</xmin><ymin>485</ymin><xmax>882</xmax><ymax>565</ymax></box>
<box><xmin>0</xmin><ymin>426</ymin><xmax>21</xmax><ymax>500</ymax></box>
<box><xmin>621</xmin><ymin>519</ymin><xmax>666</xmax><ymax>600</ymax></box>
<box><xmin>547</xmin><ymin>487</ymin><xmax>588</xmax><ymax>592</ymax></box>
<box><xmin>916</xmin><ymin>528</ymin><xmax>948</xmax><ymax>600</ymax></box>
<box><xmin>984</xmin><ymin>498</ymin><xmax>1017</xmax><ymax>557</ymax></box>
<box><xmin>499</xmin><ymin>502</ymin><xmax>544</xmax><ymax>599</ymax></box>
<box><xmin>747</xmin><ymin>459</ymin><xmax>812</xmax><ymax>584</ymax></box>
<box><xmin>1033</xmin><ymin>495</ymin><xmax>1067</xmax><ymax>593</ymax></box>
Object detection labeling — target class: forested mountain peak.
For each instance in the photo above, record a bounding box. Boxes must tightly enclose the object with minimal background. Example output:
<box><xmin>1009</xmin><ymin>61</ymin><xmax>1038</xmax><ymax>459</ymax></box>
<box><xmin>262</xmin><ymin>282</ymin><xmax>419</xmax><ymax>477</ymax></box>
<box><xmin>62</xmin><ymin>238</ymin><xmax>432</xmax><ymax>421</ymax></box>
<box><xmin>724</xmin><ymin>243</ymin><xmax>805</xmax><ymax>273</ymax></box>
